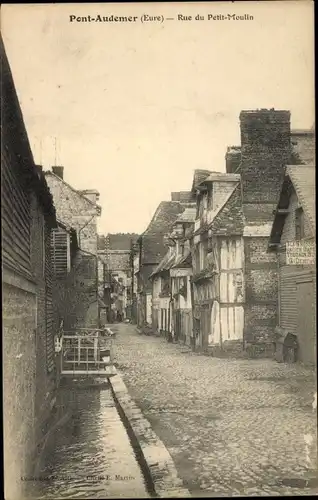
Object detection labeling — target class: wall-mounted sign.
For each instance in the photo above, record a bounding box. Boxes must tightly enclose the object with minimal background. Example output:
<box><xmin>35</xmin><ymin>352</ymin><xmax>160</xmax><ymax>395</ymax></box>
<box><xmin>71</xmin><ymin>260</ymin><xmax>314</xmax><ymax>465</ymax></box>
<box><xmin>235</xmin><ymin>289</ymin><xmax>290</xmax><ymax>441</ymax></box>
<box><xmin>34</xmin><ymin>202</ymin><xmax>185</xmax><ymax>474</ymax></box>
<box><xmin>286</xmin><ymin>241</ymin><xmax>315</xmax><ymax>265</ymax></box>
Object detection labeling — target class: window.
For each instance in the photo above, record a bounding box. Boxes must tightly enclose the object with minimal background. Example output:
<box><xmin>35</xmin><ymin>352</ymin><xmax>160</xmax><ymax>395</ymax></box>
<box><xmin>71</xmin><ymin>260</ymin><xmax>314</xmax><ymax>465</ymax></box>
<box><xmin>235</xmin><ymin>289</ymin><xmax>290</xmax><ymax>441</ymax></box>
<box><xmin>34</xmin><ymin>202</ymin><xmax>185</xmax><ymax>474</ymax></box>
<box><xmin>295</xmin><ymin>207</ymin><xmax>304</xmax><ymax>240</ymax></box>
<box><xmin>200</xmin><ymin>240</ymin><xmax>208</xmax><ymax>270</ymax></box>
<box><xmin>51</xmin><ymin>227</ymin><xmax>69</xmax><ymax>279</ymax></box>
<box><xmin>195</xmin><ymin>245</ymin><xmax>200</xmax><ymax>272</ymax></box>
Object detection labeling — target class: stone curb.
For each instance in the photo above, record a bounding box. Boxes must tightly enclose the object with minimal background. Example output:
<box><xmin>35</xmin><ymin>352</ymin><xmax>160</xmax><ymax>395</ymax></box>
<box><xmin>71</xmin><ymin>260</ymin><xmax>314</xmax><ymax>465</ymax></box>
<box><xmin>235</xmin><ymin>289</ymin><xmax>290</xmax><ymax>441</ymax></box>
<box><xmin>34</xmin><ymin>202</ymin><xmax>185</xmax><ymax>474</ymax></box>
<box><xmin>109</xmin><ymin>373</ymin><xmax>191</xmax><ymax>498</ymax></box>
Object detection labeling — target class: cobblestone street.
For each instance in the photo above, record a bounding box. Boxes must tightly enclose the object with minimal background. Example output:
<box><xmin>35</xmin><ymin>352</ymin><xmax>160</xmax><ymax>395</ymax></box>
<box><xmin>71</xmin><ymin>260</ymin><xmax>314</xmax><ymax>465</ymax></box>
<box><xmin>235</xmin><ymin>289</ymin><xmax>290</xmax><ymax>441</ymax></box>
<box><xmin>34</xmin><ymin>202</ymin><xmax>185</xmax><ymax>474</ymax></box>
<box><xmin>112</xmin><ymin>324</ymin><xmax>317</xmax><ymax>497</ymax></box>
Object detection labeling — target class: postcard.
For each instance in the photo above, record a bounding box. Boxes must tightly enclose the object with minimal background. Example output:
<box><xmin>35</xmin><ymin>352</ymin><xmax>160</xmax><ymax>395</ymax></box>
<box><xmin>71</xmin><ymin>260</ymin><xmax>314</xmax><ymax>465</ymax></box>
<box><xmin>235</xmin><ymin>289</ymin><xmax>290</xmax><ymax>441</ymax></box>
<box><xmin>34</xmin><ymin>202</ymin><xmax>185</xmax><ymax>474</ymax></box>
<box><xmin>1</xmin><ymin>1</ymin><xmax>316</xmax><ymax>499</ymax></box>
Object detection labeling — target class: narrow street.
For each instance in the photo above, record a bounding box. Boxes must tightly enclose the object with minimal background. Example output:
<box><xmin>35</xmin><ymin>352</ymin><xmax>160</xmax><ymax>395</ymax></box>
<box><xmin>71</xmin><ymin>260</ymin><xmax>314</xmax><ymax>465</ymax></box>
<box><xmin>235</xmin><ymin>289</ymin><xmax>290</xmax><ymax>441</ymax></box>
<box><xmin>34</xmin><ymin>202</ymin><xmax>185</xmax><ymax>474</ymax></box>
<box><xmin>2</xmin><ymin>7</ymin><xmax>316</xmax><ymax>500</ymax></box>
<box><xmin>112</xmin><ymin>324</ymin><xmax>317</xmax><ymax>497</ymax></box>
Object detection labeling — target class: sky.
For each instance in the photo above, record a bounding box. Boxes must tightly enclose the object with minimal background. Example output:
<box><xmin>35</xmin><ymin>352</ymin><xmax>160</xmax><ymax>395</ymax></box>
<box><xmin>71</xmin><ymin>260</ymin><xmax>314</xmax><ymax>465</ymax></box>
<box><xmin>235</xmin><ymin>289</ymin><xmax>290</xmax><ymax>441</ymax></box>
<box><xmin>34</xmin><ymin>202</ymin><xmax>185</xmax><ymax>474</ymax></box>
<box><xmin>2</xmin><ymin>1</ymin><xmax>314</xmax><ymax>235</ymax></box>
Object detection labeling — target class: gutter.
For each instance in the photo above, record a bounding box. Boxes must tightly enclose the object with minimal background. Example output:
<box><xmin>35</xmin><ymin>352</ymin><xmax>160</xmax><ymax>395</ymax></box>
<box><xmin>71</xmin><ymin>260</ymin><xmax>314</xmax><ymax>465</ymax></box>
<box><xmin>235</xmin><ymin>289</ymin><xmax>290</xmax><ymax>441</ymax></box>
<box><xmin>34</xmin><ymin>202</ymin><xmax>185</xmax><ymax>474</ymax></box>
<box><xmin>109</xmin><ymin>374</ymin><xmax>191</xmax><ymax>498</ymax></box>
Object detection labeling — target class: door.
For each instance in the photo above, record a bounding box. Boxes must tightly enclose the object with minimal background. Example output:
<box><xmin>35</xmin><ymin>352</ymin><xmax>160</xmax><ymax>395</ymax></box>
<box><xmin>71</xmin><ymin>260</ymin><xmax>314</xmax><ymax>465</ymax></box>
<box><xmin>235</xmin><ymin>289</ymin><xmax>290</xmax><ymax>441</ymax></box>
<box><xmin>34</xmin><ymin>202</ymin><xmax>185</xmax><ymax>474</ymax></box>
<box><xmin>201</xmin><ymin>304</ymin><xmax>211</xmax><ymax>350</ymax></box>
<box><xmin>297</xmin><ymin>277</ymin><xmax>316</xmax><ymax>364</ymax></box>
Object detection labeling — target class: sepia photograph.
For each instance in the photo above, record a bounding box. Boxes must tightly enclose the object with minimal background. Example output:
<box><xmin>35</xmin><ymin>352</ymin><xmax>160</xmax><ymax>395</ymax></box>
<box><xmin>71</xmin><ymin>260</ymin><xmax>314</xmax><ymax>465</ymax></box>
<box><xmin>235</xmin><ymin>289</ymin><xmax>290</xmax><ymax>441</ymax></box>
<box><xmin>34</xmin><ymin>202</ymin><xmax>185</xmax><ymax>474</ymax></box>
<box><xmin>1</xmin><ymin>1</ymin><xmax>316</xmax><ymax>498</ymax></box>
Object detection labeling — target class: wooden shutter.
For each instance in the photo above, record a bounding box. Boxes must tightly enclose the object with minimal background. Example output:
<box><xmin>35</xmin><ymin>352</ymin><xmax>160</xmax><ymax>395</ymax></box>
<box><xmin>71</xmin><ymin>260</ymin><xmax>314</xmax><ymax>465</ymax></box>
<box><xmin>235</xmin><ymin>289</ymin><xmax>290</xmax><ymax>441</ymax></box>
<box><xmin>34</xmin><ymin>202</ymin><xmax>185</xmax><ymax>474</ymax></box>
<box><xmin>51</xmin><ymin>227</ymin><xmax>69</xmax><ymax>279</ymax></box>
<box><xmin>280</xmin><ymin>267</ymin><xmax>298</xmax><ymax>333</ymax></box>
<box><xmin>45</xmin><ymin>226</ymin><xmax>55</xmax><ymax>372</ymax></box>
<box><xmin>1</xmin><ymin>147</ymin><xmax>31</xmax><ymax>274</ymax></box>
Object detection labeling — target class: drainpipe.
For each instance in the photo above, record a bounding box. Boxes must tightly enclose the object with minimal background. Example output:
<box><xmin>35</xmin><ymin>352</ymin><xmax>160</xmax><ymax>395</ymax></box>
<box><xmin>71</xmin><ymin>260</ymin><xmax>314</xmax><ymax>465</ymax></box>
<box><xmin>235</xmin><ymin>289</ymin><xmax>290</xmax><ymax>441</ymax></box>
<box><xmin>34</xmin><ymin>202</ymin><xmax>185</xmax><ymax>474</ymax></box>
<box><xmin>77</xmin><ymin>215</ymin><xmax>96</xmax><ymax>249</ymax></box>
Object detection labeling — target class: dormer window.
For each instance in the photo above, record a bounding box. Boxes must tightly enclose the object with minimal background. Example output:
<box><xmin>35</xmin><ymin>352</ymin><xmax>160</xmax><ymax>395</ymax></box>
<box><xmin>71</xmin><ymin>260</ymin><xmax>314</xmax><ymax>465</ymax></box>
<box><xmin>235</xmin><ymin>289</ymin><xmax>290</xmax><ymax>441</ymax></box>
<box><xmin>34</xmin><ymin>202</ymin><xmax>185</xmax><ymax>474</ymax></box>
<box><xmin>295</xmin><ymin>207</ymin><xmax>304</xmax><ymax>240</ymax></box>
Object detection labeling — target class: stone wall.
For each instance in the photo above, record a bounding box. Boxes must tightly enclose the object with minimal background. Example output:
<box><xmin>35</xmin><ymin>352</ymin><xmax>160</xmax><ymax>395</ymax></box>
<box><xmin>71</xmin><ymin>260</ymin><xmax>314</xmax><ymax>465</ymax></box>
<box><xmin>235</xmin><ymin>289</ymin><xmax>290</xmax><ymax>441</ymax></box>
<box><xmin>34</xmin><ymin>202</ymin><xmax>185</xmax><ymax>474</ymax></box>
<box><xmin>45</xmin><ymin>173</ymin><xmax>99</xmax><ymax>255</ymax></box>
<box><xmin>3</xmin><ymin>199</ymin><xmax>56</xmax><ymax>498</ymax></box>
<box><xmin>3</xmin><ymin>281</ymin><xmax>36</xmax><ymax>499</ymax></box>
<box><xmin>30</xmin><ymin>194</ymin><xmax>57</xmax><ymax>445</ymax></box>
<box><xmin>244</xmin><ymin>237</ymin><xmax>278</xmax><ymax>349</ymax></box>
<box><xmin>240</xmin><ymin>110</ymin><xmax>291</xmax><ymax>211</ymax></box>
<box><xmin>53</xmin><ymin>250</ymin><xmax>99</xmax><ymax>330</ymax></box>
<box><xmin>109</xmin><ymin>251</ymin><xmax>130</xmax><ymax>270</ymax></box>
<box><xmin>240</xmin><ymin>110</ymin><xmax>291</xmax><ymax>349</ymax></box>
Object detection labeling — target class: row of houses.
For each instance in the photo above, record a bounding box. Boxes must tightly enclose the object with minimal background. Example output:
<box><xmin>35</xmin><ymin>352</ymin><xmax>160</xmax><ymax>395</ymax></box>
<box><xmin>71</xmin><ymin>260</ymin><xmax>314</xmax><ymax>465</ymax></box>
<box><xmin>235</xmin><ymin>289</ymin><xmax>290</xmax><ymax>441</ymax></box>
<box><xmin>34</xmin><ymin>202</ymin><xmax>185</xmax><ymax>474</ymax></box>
<box><xmin>97</xmin><ymin>232</ymin><xmax>138</xmax><ymax>323</ymax></box>
<box><xmin>132</xmin><ymin>109</ymin><xmax>316</xmax><ymax>364</ymax></box>
<box><xmin>1</xmin><ymin>38</ymin><xmax>102</xmax><ymax>498</ymax></box>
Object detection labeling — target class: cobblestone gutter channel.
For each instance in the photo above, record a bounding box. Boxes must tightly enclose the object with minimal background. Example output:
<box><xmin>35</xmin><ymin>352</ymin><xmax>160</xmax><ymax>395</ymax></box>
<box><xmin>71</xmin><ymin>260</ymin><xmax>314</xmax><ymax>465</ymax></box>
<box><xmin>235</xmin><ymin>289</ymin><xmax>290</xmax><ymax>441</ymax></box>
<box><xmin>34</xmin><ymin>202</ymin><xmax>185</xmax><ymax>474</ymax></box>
<box><xmin>27</xmin><ymin>379</ymin><xmax>151</xmax><ymax>499</ymax></box>
<box><xmin>109</xmin><ymin>374</ymin><xmax>191</xmax><ymax>498</ymax></box>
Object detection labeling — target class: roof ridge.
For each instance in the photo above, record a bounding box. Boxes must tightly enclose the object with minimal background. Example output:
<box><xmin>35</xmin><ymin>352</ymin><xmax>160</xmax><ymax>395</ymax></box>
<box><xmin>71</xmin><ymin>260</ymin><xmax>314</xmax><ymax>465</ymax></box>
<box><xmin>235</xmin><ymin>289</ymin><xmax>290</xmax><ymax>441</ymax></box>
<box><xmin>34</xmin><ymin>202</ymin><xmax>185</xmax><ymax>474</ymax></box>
<box><xmin>286</xmin><ymin>167</ymin><xmax>315</xmax><ymax>232</ymax></box>
<box><xmin>210</xmin><ymin>184</ymin><xmax>244</xmax><ymax>233</ymax></box>
<box><xmin>45</xmin><ymin>171</ymin><xmax>102</xmax><ymax>211</ymax></box>
<box><xmin>208</xmin><ymin>182</ymin><xmax>240</xmax><ymax>227</ymax></box>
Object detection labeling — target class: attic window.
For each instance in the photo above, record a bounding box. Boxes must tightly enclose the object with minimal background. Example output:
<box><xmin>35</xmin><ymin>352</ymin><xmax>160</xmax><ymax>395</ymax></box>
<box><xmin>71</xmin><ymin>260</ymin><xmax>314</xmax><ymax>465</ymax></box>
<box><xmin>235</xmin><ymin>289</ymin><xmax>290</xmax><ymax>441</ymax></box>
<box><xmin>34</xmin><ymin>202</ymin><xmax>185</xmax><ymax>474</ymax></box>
<box><xmin>295</xmin><ymin>207</ymin><xmax>304</xmax><ymax>240</ymax></box>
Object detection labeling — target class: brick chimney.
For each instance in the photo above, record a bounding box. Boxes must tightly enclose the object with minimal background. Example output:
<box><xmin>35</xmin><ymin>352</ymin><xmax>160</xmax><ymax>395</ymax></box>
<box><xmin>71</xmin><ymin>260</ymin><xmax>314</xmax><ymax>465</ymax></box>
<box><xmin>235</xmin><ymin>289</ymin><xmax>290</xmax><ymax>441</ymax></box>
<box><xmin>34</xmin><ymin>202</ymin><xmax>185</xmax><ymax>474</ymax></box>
<box><xmin>239</xmin><ymin>109</ymin><xmax>291</xmax><ymax>220</ymax></box>
<box><xmin>52</xmin><ymin>166</ymin><xmax>64</xmax><ymax>179</ymax></box>
<box><xmin>225</xmin><ymin>146</ymin><xmax>241</xmax><ymax>173</ymax></box>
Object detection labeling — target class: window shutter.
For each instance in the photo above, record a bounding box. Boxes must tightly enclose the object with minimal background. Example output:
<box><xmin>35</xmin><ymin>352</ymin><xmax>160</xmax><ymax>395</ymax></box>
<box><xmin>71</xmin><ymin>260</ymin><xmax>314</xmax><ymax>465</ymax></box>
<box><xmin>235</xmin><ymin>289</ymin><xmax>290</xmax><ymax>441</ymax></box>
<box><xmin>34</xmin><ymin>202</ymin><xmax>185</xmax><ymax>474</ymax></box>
<box><xmin>45</xmin><ymin>227</ymin><xmax>54</xmax><ymax>373</ymax></box>
<box><xmin>51</xmin><ymin>228</ymin><xmax>69</xmax><ymax>279</ymax></box>
<box><xmin>2</xmin><ymin>147</ymin><xmax>31</xmax><ymax>274</ymax></box>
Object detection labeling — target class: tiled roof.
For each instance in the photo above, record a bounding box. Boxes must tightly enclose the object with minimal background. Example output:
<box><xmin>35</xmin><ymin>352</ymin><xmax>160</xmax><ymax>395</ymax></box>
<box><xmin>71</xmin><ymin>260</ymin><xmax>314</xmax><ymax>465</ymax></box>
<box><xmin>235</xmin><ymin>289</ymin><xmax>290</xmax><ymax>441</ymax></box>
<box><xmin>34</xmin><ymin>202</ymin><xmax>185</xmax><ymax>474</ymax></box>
<box><xmin>97</xmin><ymin>233</ymin><xmax>138</xmax><ymax>251</ymax></box>
<box><xmin>109</xmin><ymin>233</ymin><xmax>138</xmax><ymax>251</ymax></box>
<box><xmin>286</xmin><ymin>165</ymin><xmax>315</xmax><ymax>231</ymax></box>
<box><xmin>172</xmin><ymin>250</ymin><xmax>192</xmax><ymax>269</ymax></box>
<box><xmin>141</xmin><ymin>201</ymin><xmax>185</xmax><ymax>264</ymax></box>
<box><xmin>144</xmin><ymin>201</ymin><xmax>185</xmax><ymax>235</ymax></box>
<box><xmin>269</xmin><ymin>164</ymin><xmax>315</xmax><ymax>245</ymax></box>
<box><xmin>45</xmin><ymin>171</ymin><xmax>102</xmax><ymax>213</ymax></box>
<box><xmin>194</xmin><ymin>181</ymin><xmax>240</xmax><ymax>236</ymax></box>
<box><xmin>209</xmin><ymin>184</ymin><xmax>244</xmax><ymax>236</ymax></box>
<box><xmin>142</xmin><ymin>234</ymin><xmax>168</xmax><ymax>264</ymax></box>
<box><xmin>150</xmin><ymin>251</ymin><xmax>176</xmax><ymax>278</ymax></box>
